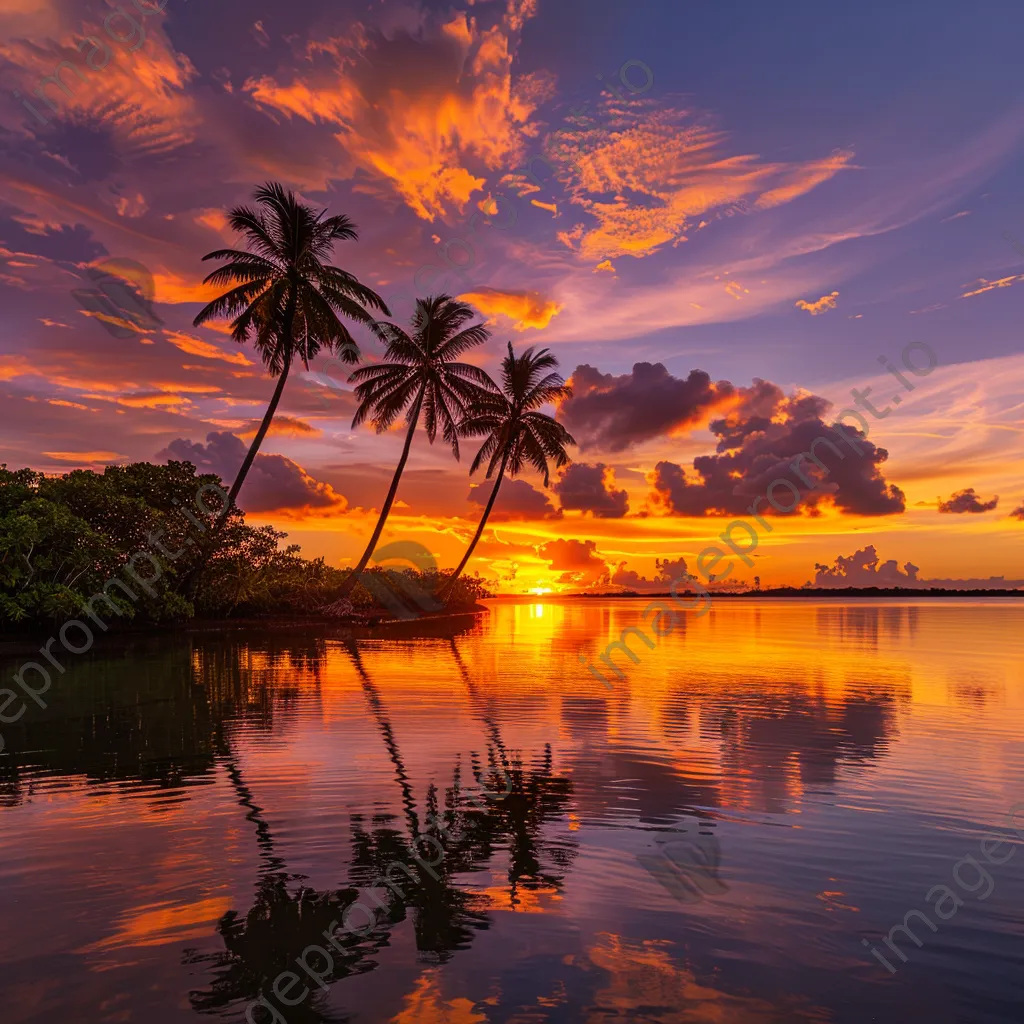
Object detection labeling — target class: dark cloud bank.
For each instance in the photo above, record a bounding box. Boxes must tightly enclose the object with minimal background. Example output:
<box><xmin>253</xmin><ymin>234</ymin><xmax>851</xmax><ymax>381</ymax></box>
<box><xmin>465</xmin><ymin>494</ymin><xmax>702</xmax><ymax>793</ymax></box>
<box><xmin>559</xmin><ymin>367</ymin><xmax>905</xmax><ymax>518</ymax></box>
<box><xmin>937</xmin><ymin>488</ymin><xmax>999</xmax><ymax>514</ymax></box>
<box><xmin>159</xmin><ymin>432</ymin><xmax>345</xmax><ymax>516</ymax></box>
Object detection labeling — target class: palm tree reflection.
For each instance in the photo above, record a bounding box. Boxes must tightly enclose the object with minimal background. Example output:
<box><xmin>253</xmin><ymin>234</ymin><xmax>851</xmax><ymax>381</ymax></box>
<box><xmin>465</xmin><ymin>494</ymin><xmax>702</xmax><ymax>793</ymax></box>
<box><xmin>448</xmin><ymin>638</ymin><xmax>577</xmax><ymax>909</ymax></box>
<box><xmin>188</xmin><ymin>638</ymin><xmax>576</xmax><ymax>1020</ymax></box>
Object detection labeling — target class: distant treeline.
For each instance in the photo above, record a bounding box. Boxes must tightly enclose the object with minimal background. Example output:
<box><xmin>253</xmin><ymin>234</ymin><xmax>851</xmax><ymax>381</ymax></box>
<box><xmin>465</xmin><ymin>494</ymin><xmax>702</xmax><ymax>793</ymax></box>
<box><xmin>0</xmin><ymin>462</ymin><xmax>489</xmax><ymax>637</ymax></box>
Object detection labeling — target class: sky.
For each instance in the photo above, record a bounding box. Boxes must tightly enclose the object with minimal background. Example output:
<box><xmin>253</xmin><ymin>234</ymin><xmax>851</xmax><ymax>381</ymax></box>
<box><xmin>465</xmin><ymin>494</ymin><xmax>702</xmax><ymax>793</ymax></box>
<box><xmin>2</xmin><ymin>0</ymin><xmax>1023</xmax><ymax>593</ymax></box>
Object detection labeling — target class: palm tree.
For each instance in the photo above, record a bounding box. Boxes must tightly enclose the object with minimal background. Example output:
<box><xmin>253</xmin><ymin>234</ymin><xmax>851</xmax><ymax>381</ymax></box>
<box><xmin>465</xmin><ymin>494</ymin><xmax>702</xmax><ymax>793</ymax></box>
<box><xmin>193</xmin><ymin>182</ymin><xmax>388</xmax><ymax>513</ymax></box>
<box><xmin>328</xmin><ymin>295</ymin><xmax>496</xmax><ymax>607</ymax></box>
<box><xmin>444</xmin><ymin>343</ymin><xmax>574</xmax><ymax>594</ymax></box>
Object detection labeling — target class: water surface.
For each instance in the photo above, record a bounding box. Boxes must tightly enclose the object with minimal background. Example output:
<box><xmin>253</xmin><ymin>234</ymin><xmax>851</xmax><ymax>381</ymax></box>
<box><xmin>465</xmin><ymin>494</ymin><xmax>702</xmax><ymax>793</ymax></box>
<box><xmin>2</xmin><ymin>598</ymin><xmax>1023</xmax><ymax>1023</ymax></box>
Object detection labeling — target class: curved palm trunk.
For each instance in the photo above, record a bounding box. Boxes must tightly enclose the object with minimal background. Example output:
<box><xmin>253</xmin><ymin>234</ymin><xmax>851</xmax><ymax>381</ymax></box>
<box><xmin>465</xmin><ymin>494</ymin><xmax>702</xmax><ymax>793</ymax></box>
<box><xmin>228</xmin><ymin>358</ymin><xmax>290</xmax><ymax>508</ymax></box>
<box><xmin>181</xmin><ymin>359</ymin><xmax>291</xmax><ymax>599</ymax></box>
<box><xmin>444</xmin><ymin>451</ymin><xmax>509</xmax><ymax>596</ymax></box>
<box><xmin>183</xmin><ymin>301</ymin><xmax>296</xmax><ymax>597</ymax></box>
<box><xmin>331</xmin><ymin>390</ymin><xmax>423</xmax><ymax>605</ymax></box>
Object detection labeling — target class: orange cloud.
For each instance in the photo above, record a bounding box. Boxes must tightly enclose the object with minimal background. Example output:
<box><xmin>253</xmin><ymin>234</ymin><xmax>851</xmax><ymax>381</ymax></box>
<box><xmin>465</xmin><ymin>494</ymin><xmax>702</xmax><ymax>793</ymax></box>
<box><xmin>164</xmin><ymin>331</ymin><xmax>253</xmax><ymax>366</ymax></box>
<box><xmin>0</xmin><ymin>11</ymin><xmax>199</xmax><ymax>155</ymax></box>
<box><xmin>194</xmin><ymin>208</ymin><xmax>230</xmax><ymax>234</ymax></box>
<box><xmin>960</xmin><ymin>274</ymin><xmax>1024</xmax><ymax>299</ymax></box>
<box><xmin>153</xmin><ymin>272</ymin><xmax>225</xmax><ymax>305</ymax></box>
<box><xmin>243</xmin><ymin>0</ymin><xmax>551</xmax><ymax>220</ymax></box>
<box><xmin>458</xmin><ymin>287</ymin><xmax>562</xmax><ymax>330</ymax></box>
<box><xmin>541</xmin><ymin>99</ymin><xmax>854</xmax><ymax>261</ymax></box>
<box><xmin>116</xmin><ymin>392</ymin><xmax>191</xmax><ymax>409</ymax></box>
<box><xmin>238</xmin><ymin>416</ymin><xmax>322</xmax><ymax>439</ymax></box>
<box><xmin>795</xmin><ymin>290</ymin><xmax>839</xmax><ymax>315</ymax></box>
<box><xmin>42</xmin><ymin>451</ymin><xmax>121</xmax><ymax>463</ymax></box>
<box><xmin>0</xmin><ymin>355</ymin><xmax>34</xmax><ymax>381</ymax></box>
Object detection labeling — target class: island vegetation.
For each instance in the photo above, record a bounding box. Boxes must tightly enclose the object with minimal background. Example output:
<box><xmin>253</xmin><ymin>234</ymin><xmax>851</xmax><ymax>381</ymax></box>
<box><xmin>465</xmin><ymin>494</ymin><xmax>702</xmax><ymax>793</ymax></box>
<box><xmin>0</xmin><ymin>462</ymin><xmax>491</xmax><ymax>638</ymax></box>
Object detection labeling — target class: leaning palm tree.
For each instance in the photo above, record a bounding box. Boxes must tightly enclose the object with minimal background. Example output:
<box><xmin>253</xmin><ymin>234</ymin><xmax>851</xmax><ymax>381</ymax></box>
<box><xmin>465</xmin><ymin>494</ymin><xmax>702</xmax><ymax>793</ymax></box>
<box><xmin>193</xmin><ymin>182</ymin><xmax>388</xmax><ymax>512</ymax></box>
<box><xmin>444</xmin><ymin>343</ymin><xmax>575</xmax><ymax>594</ymax></box>
<box><xmin>327</xmin><ymin>295</ymin><xmax>496</xmax><ymax>608</ymax></box>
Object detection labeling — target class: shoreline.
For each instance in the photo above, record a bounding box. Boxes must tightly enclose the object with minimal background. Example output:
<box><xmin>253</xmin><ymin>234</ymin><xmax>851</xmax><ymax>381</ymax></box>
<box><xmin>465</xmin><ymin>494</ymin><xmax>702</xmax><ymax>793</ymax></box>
<box><xmin>0</xmin><ymin>604</ymin><xmax>490</xmax><ymax>657</ymax></box>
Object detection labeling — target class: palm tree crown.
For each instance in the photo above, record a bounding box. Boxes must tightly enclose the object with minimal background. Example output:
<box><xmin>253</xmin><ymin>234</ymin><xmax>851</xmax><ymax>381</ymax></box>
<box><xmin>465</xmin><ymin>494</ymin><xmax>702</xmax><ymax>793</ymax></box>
<box><xmin>446</xmin><ymin>343</ymin><xmax>575</xmax><ymax>590</ymax></box>
<box><xmin>190</xmin><ymin>182</ymin><xmax>388</xmax><ymax>514</ymax></box>
<box><xmin>461</xmin><ymin>342</ymin><xmax>575</xmax><ymax>485</ymax></box>
<box><xmin>194</xmin><ymin>182</ymin><xmax>388</xmax><ymax>373</ymax></box>
<box><xmin>350</xmin><ymin>295</ymin><xmax>496</xmax><ymax>458</ymax></box>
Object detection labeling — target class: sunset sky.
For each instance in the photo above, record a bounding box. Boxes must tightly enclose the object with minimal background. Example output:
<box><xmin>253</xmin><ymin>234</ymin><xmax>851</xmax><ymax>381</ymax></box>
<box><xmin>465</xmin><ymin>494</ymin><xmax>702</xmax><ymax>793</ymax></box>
<box><xmin>2</xmin><ymin>0</ymin><xmax>1023</xmax><ymax>592</ymax></box>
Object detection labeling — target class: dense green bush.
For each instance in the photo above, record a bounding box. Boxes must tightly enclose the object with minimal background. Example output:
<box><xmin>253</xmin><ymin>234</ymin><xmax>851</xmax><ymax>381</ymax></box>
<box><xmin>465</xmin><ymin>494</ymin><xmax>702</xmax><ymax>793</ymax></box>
<box><xmin>0</xmin><ymin>462</ymin><xmax>489</xmax><ymax>635</ymax></box>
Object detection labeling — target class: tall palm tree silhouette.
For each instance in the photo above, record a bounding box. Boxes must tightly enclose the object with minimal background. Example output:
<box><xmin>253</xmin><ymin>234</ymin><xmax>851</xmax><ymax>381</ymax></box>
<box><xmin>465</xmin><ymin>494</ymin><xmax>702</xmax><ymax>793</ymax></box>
<box><xmin>193</xmin><ymin>182</ymin><xmax>388</xmax><ymax>514</ymax></box>
<box><xmin>445</xmin><ymin>343</ymin><xmax>574</xmax><ymax>594</ymax></box>
<box><xmin>326</xmin><ymin>296</ymin><xmax>496</xmax><ymax>610</ymax></box>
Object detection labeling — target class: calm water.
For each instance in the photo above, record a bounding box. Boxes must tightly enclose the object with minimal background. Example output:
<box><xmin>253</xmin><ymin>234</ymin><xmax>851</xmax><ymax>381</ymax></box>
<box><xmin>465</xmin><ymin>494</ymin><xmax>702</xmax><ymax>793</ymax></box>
<box><xmin>2</xmin><ymin>598</ymin><xmax>1023</xmax><ymax>1023</ymax></box>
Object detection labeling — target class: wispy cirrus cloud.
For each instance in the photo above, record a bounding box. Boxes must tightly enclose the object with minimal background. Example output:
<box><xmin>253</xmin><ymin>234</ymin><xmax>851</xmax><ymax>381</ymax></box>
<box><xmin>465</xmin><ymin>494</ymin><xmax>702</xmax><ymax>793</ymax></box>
<box><xmin>0</xmin><ymin>2</ymin><xmax>199</xmax><ymax>155</ymax></box>
<box><xmin>960</xmin><ymin>273</ymin><xmax>1024</xmax><ymax>299</ymax></box>
<box><xmin>543</xmin><ymin>97</ymin><xmax>854</xmax><ymax>262</ymax></box>
<box><xmin>243</xmin><ymin>0</ymin><xmax>550</xmax><ymax>221</ymax></box>
<box><xmin>164</xmin><ymin>331</ymin><xmax>253</xmax><ymax>366</ymax></box>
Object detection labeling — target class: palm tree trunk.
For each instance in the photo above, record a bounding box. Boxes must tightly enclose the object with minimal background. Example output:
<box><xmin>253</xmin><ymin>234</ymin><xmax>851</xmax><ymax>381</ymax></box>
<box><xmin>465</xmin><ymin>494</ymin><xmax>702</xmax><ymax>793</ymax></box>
<box><xmin>444</xmin><ymin>451</ymin><xmax>509</xmax><ymax>596</ymax></box>
<box><xmin>182</xmin><ymin>298</ymin><xmax>295</xmax><ymax>596</ymax></box>
<box><xmin>328</xmin><ymin>390</ymin><xmax>423</xmax><ymax>609</ymax></box>
<box><xmin>227</xmin><ymin>358</ymin><xmax>290</xmax><ymax>508</ymax></box>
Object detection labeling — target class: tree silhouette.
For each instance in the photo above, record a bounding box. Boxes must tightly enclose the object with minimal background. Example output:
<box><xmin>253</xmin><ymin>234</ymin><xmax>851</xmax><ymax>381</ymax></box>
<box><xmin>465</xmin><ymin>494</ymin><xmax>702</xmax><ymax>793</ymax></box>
<box><xmin>326</xmin><ymin>296</ymin><xmax>496</xmax><ymax>610</ymax></box>
<box><xmin>193</xmin><ymin>182</ymin><xmax>388</xmax><ymax>515</ymax></box>
<box><xmin>446</xmin><ymin>343</ymin><xmax>574</xmax><ymax>594</ymax></box>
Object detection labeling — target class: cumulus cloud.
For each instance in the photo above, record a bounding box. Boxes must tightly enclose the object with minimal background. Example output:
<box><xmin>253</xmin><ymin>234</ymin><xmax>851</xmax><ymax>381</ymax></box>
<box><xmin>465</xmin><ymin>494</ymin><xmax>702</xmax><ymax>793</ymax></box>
<box><xmin>159</xmin><ymin>432</ymin><xmax>346</xmax><ymax>517</ymax></box>
<box><xmin>937</xmin><ymin>487</ymin><xmax>999</xmax><ymax>514</ymax></box>
<box><xmin>458</xmin><ymin>287</ymin><xmax>562</xmax><ymax>330</ymax></box>
<box><xmin>649</xmin><ymin>378</ymin><xmax>905</xmax><ymax>517</ymax></box>
<box><xmin>467</xmin><ymin>477</ymin><xmax>560</xmax><ymax>520</ymax></box>
<box><xmin>551</xmin><ymin>462</ymin><xmax>628</xmax><ymax>517</ymax></box>
<box><xmin>610</xmin><ymin>556</ymin><xmax>691</xmax><ymax>592</ymax></box>
<box><xmin>1011</xmin><ymin>502</ymin><xmax>1024</xmax><ymax>521</ymax></box>
<box><xmin>243</xmin><ymin>0</ymin><xmax>550</xmax><ymax>221</ymax></box>
<box><xmin>813</xmin><ymin>546</ymin><xmax>1024</xmax><ymax>591</ymax></box>
<box><xmin>537</xmin><ymin>537</ymin><xmax>609</xmax><ymax>586</ymax></box>
<box><xmin>532</xmin><ymin>95</ymin><xmax>853</xmax><ymax>261</ymax></box>
<box><xmin>795</xmin><ymin>290</ymin><xmax>839</xmax><ymax>315</ymax></box>
<box><xmin>557</xmin><ymin>362</ymin><xmax>733</xmax><ymax>452</ymax></box>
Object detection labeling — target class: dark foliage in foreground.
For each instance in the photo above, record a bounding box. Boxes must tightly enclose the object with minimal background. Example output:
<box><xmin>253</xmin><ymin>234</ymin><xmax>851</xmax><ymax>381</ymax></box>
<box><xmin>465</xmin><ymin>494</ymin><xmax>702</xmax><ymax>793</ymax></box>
<box><xmin>0</xmin><ymin>462</ymin><xmax>489</xmax><ymax>634</ymax></box>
